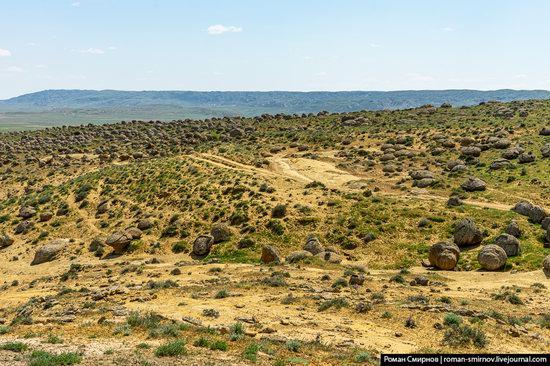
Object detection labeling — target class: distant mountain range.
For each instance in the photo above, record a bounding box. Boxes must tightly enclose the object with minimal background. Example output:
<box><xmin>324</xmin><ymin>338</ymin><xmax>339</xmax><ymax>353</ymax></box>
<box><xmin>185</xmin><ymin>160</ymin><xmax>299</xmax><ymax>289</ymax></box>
<box><xmin>2</xmin><ymin>89</ymin><xmax>550</xmax><ymax>114</ymax></box>
<box><xmin>1</xmin><ymin>89</ymin><xmax>550</xmax><ymax>130</ymax></box>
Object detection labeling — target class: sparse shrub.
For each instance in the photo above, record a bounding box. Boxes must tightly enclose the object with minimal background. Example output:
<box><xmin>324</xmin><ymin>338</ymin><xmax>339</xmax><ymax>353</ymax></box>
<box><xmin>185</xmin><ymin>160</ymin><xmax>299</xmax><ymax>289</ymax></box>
<box><xmin>271</xmin><ymin>204</ymin><xmax>287</xmax><ymax>218</ymax></box>
<box><xmin>171</xmin><ymin>241</ymin><xmax>187</xmax><ymax>254</ymax></box>
<box><xmin>229</xmin><ymin>322</ymin><xmax>245</xmax><ymax>341</ymax></box>
<box><xmin>286</xmin><ymin>340</ymin><xmax>301</xmax><ymax>352</ymax></box>
<box><xmin>155</xmin><ymin>340</ymin><xmax>186</xmax><ymax>357</ymax></box>
<box><xmin>443</xmin><ymin>313</ymin><xmax>462</xmax><ymax>326</ymax></box>
<box><xmin>0</xmin><ymin>342</ymin><xmax>28</xmax><ymax>352</ymax></box>
<box><xmin>209</xmin><ymin>340</ymin><xmax>228</xmax><ymax>351</ymax></box>
<box><xmin>243</xmin><ymin>343</ymin><xmax>260</xmax><ymax>362</ymax></box>
<box><xmin>443</xmin><ymin>325</ymin><xmax>488</xmax><ymax>348</ymax></box>
<box><xmin>215</xmin><ymin>289</ymin><xmax>229</xmax><ymax>299</ymax></box>
<box><xmin>318</xmin><ymin>297</ymin><xmax>348</xmax><ymax>312</ymax></box>
<box><xmin>28</xmin><ymin>350</ymin><xmax>82</xmax><ymax>366</ymax></box>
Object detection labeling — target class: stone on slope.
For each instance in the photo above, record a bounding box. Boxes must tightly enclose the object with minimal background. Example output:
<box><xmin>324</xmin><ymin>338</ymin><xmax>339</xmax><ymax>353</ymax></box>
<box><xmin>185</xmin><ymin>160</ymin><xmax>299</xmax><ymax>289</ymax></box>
<box><xmin>478</xmin><ymin>244</ymin><xmax>507</xmax><ymax>270</ymax></box>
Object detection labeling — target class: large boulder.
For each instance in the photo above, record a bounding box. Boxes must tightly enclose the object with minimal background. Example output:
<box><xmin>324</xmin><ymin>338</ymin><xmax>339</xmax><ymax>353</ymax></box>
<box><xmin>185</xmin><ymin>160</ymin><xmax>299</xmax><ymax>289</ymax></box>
<box><xmin>137</xmin><ymin>218</ymin><xmax>154</xmax><ymax>231</ymax></box>
<box><xmin>461</xmin><ymin>177</ymin><xmax>486</xmax><ymax>192</ymax></box>
<box><xmin>14</xmin><ymin>220</ymin><xmax>34</xmax><ymax>234</ymax></box>
<box><xmin>31</xmin><ymin>239</ymin><xmax>69</xmax><ymax>265</ymax></box>
<box><xmin>512</xmin><ymin>200</ymin><xmax>547</xmax><ymax>224</ymax></box>
<box><xmin>518</xmin><ymin>152</ymin><xmax>536</xmax><ymax>164</ymax></box>
<box><xmin>210</xmin><ymin>223</ymin><xmax>231</xmax><ymax>243</ymax></box>
<box><xmin>454</xmin><ymin>218</ymin><xmax>483</xmax><ymax>247</ymax></box>
<box><xmin>303</xmin><ymin>237</ymin><xmax>324</xmax><ymax>255</ymax></box>
<box><xmin>39</xmin><ymin>211</ymin><xmax>53</xmax><ymax>222</ymax></box>
<box><xmin>0</xmin><ymin>233</ymin><xmax>14</xmax><ymax>248</ymax></box>
<box><xmin>428</xmin><ymin>241</ymin><xmax>460</xmax><ymax>270</ymax></box>
<box><xmin>261</xmin><ymin>245</ymin><xmax>282</xmax><ymax>264</ymax></box>
<box><xmin>192</xmin><ymin>235</ymin><xmax>214</xmax><ymax>257</ymax></box>
<box><xmin>539</xmin><ymin>127</ymin><xmax>550</xmax><ymax>136</ymax></box>
<box><xmin>505</xmin><ymin>220</ymin><xmax>522</xmax><ymax>238</ymax></box>
<box><xmin>494</xmin><ymin>233</ymin><xmax>521</xmax><ymax>257</ymax></box>
<box><xmin>18</xmin><ymin>206</ymin><xmax>36</xmax><ymax>219</ymax></box>
<box><xmin>478</xmin><ymin>244</ymin><xmax>507</xmax><ymax>270</ymax></box>
<box><xmin>105</xmin><ymin>231</ymin><xmax>133</xmax><ymax>254</ymax></box>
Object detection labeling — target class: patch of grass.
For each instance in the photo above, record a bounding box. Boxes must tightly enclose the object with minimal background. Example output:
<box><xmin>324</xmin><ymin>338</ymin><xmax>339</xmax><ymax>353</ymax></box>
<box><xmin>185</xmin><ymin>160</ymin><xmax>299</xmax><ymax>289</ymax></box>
<box><xmin>261</xmin><ymin>275</ymin><xmax>288</xmax><ymax>287</ymax></box>
<box><xmin>0</xmin><ymin>342</ymin><xmax>28</xmax><ymax>352</ymax></box>
<box><xmin>318</xmin><ymin>297</ymin><xmax>348</xmax><ymax>312</ymax></box>
<box><xmin>355</xmin><ymin>350</ymin><xmax>372</xmax><ymax>363</ymax></box>
<box><xmin>214</xmin><ymin>289</ymin><xmax>229</xmax><ymax>299</ymax></box>
<box><xmin>0</xmin><ymin>325</ymin><xmax>11</xmax><ymax>334</ymax></box>
<box><xmin>154</xmin><ymin>340</ymin><xmax>186</xmax><ymax>357</ymax></box>
<box><xmin>390</xmin><ymin>274</ymin><xmax>406</xmax><ymax>284</ymax></box>
<box><xmin>243</xmin><ymin>343</ymin><xmax>260</xmax><ymax>362</ymax></box>
<box><xmin>28</xmin><ymin>351</ymin><xmax>82</xmax><ymax>366</ymax></box>
<box><xmin>286</xmin><ymin>340</ymin><xmax>302</xmax><ymax>352</ymax></box>
<box><xmin>45</xmin><ymin>335</ymin><xmax>63</xmax><ymax>344</ymax></box>
<box><xmin>230</xmin><ymin>322</ymin><xmax>245</xmax><ymax>341</ymax></box>
<box><xmin>209</xmin><ymin>340</ymin><xmax>228</xmax><ymax>351</ymax></box>
<box><xmin>443</xmin><ymin>313</ymin><xmax>462</xmax><ymax>326</ymax></box>
<box><xmin>443</xmin><ymin>325</ymin><xmax>488</xmax><ymax>348</ymax></box>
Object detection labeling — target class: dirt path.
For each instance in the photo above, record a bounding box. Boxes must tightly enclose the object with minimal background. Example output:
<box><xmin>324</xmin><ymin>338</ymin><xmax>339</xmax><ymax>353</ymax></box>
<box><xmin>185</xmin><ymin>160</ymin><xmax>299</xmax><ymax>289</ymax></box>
<box><xmin>192</xmin><ymin>152</ymin><xmax>514</xmax><ymax>212</ymax></box>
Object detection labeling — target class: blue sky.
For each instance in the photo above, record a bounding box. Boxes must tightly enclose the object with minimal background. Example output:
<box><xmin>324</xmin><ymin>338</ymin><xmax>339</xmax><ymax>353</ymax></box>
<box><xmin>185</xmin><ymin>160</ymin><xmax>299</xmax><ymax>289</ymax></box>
<box><xmin>0</xmin><ymin>0</ymin><xmax>549</xmax><ymax>98</ymax></box>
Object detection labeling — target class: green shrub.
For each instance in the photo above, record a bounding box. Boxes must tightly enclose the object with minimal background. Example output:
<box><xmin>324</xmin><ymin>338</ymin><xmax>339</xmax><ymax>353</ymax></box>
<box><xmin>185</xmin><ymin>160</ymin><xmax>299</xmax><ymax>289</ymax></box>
<box><xmin>443</xmin><ymin>313</ymin><xmax>462</xmax><ymax>326</ymax></box>
<box><xmin>155</xmin><ymin>340</ymin><xmax>186</xmax><ymax>357</ymax></box>
<box><xmin>318</xmin><ymin>298</ymin><xmax>348</xmax><ymax>312</ymax></box>
<box><xmin>286</xmin><ymin>340</ymin><xmax>301</xmax><ymax>352</ymax></box>
<box><xmin>0</xmin><ymin>342</ymin><xmax>28</xmax><ymax>352</ymax></box>
<box><xmin>443</xmin><ymin>325</ymin><xmax>488</xmax><ymax>348</ymax></box>
<box><xmin>28</xmin><ymin>351</ymin><xmax>82</xmax><ymax>366</ymax></box>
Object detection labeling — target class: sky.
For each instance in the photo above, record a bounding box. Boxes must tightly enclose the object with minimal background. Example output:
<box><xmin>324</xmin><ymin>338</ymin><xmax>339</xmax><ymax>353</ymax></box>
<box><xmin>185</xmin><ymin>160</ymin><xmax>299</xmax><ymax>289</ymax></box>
<box><xmin>0</xmin><ymin>0</ymin><xmax>550</xmax><ymax>99</ymax></box>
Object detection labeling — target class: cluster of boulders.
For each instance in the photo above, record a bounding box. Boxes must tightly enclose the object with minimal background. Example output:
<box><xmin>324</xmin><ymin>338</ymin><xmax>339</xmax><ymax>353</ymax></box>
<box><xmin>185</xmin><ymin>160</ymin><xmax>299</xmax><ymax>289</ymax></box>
<box><xmin>428</xmin><ymin>217</ymin><xmax>524</xmax><ymax>271</ymax></box>
<box><xmin>260</xmin><ymin>236</ymin><xmax>342</xmax><ymax>265</ymax></box>
<box><xmin>0</xmin><ymin>117</ymin><xmax>260</xmax><ymax>168</ymax></box>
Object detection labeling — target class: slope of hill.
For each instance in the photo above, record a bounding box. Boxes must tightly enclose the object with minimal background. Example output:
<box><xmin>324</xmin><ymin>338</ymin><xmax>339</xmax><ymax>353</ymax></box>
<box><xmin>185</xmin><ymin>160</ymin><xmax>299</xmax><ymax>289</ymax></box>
<box><xmin>0</xmin><ymin>99</ymin><xmax>549</xmax><ymax>364</ymax></box>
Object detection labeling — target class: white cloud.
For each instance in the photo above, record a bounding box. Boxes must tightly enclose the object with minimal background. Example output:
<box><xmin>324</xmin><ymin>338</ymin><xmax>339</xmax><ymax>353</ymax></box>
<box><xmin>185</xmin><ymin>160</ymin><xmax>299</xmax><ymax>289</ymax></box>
<box><xmin>72</xmin><ymin>2</ymin><xmax>80</xmax><ymax>7</ymax></box>
<box><xmin>107</xmin><ymin>46</ymin><xmax>117</xmax><ymax>51</ymax></box>
<box><xmin>442</xmin><ymin>27</ymin><xmax>454</xmax><ymax>32</ymax></box>
<box><xmin>0</xmin><ymin>48</ymin><xmax>11</xmax><ymax>57</ymax></box>
<box><xmin>369</xmin><ymin>43</ymin><xmax>380</xmax><ymax>48</ymax></box>
<box><xmin>207</xmin><ymin>24</ymin><xmax>243</xmax><ymax>35</ymax></box>
<box><xmin>80</xmin><ymin>48</ymin><xmax>105</xmax><ymax>54</ymax></box>
<box><xmin>7</xmin><ymin>66</ymin><xmax>24</xmax><ymax>73</ymax></box>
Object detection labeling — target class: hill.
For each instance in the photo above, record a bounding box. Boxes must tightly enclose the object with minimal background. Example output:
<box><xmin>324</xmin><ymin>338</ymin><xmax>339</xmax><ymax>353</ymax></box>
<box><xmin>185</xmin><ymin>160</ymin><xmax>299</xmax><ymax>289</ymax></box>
<box><xmin>0</xmin><ymin>99</ymin><xmax>549</xmax><ymax>364</ymax></box>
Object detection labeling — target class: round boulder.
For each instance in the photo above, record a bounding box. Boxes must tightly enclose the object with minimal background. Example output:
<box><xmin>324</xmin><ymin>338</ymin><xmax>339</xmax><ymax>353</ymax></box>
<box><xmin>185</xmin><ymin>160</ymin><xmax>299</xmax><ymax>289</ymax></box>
<box><xmin>210</xmin><ymin>223</ymin><xmax>231</xmax><ymax>243</ymax></box>
<box><xmin>39</xmin><ymin>211</ymin><xmax>53</xmax><ymax>222</ymax></box>
<box><xmin>0</xmin><ymin>233</ymin><xmax>14</xmax><ymax>249</ymax></box>
<box><xmin>505</xmin><ymin>220</ymin><xmax>522</xmax><ymax>238</ymax></box>
<box><xmin>454</xmin><ymin>218</ymin><xmax>483</xmax><ymax>247</ymax></box>
<box><xmin>105</xmin><ymin>231</ymin><xmax>133</xmax><ymax>254</ymax></box>
<box><xmin>428</xmin><ymin>241</ymin><xmax>460</xmax><ymax>270</ymax></box>
<box><xmin>261</xmin><ymin>245</ymin><xmax>282</xmax><ymax>264</ymax></box>
<box><xmin>461</xmin><ymin>177</ymin><xmax>487</xmax><ymax>192</ymax></box>
<box><xmin>494</xmin><ymin>233</ymin><xmax>521</xmax><ymax>257</ymax></box>
<box><xmin>192</xmin><ymin>235</ymin><xmax>214</xmax><ymax>257</ymax></box>
<box><xmin>18</xmin><ymin>206</ymin><xmax>36</xmax><ymax>219</ymax></box>
<box><xmin>31</xmin><ymin>239</ymin><xmax>69</xmax><ymax>265</ymax></box>
<box><xmin>303</xmin><ymin>237</ymin><xmax>324</xmax><ymax>255</ymax></box>
<box><xmin>478</xmin><ymin>244</ymin><xmax>507</xmax><ymax>270</ymax></box>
